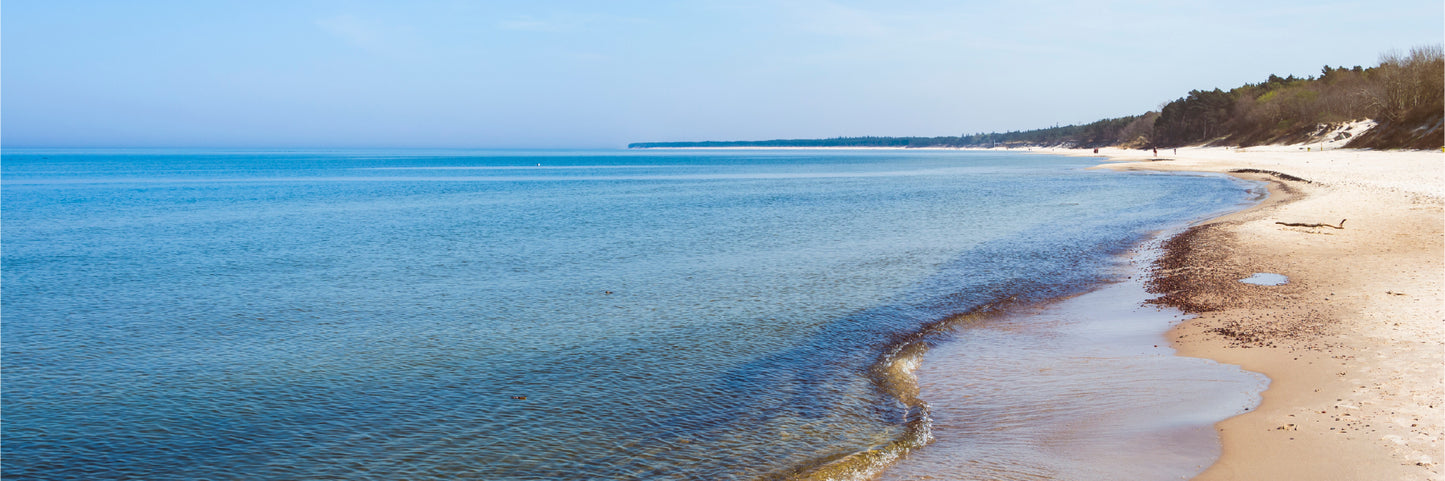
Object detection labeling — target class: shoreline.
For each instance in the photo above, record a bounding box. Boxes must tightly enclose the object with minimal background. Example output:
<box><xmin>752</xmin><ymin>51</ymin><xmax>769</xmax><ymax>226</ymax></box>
<box><xmin>877</xmin><ymin>224</ymin><xmax>1267</xmax><ymax>480</ymax></box>
<box><xmin>792</xmin><ymin>160</ymin><xmax>1267</xmax><ymax>480</ymax></box>
<box><xmin>1085</xmin><ymin>146</ymin><xmax>1444</xmax><ymax>479</ymax></box>
<box><xmin>643</xmin><ymin>144</ymin><xmax>1442</xmax><ymax>478</ymax></box>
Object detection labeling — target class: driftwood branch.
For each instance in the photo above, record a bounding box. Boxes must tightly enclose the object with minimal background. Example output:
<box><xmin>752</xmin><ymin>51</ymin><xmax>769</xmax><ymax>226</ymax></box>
<box><xmin>1276</xmin><ymin>218</ymin><xmax>1346</xmax><ymax>229</ymax></box>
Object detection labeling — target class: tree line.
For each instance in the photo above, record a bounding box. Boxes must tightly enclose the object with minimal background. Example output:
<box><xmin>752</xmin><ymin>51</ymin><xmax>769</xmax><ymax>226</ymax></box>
<box><xmin>627</xmin><ymin>136</ymin><xmax>957</xmax><ymax>149</ymax></box>
<box><xmin>631</xmin><ymin>46</ymin><xmax>1443</xmax><ymax>150</ymax></box>
<box><xmin>1150</xmin><ymin>45</ymin><xmax>1442</xmax><ymax>148</ymax></box>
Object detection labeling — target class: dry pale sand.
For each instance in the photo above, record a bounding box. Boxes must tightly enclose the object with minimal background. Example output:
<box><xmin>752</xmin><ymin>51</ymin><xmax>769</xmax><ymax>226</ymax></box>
<box><xmin>1063</xmin><ymin>146</ymin><xmax>1444</xmax><ymax>480</ymax></box>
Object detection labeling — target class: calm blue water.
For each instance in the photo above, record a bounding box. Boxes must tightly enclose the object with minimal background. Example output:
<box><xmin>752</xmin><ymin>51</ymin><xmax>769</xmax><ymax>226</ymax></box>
<box><xmin>1</xmin><ymin>149</ymin><xmax>1253</xmax><ymax>480</ymax></box>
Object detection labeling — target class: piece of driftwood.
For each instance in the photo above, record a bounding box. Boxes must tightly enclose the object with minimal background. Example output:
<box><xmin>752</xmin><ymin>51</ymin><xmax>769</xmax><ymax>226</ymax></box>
<box><xmin>1276</xmin><ymin>218</ymin><xmax>1346</xmax><ymax>229</ymax></box>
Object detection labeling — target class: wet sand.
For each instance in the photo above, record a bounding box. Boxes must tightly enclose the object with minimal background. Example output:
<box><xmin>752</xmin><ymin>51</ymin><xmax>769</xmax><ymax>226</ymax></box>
<box><xmin>879</xmin><ymin>145</ymin><xmax>1441</xmax><ymax>480</ymax></box>
<box><xmin>1090</xmin><ymin>146</ymin><xmax>1444</xmax><ymax>480</ymax></box>
<box><xmin>880</xmin><ymin>232</ymin><xmax>1267</xmax><ymax>480</ymax></box>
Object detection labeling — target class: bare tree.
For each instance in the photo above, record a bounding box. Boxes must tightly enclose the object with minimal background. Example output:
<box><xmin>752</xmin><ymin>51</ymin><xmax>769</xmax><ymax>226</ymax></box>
<box><xmin>1371</xmin><ymin>45</ymin><xmax>1444</xmax><ymax>122</ymax></box>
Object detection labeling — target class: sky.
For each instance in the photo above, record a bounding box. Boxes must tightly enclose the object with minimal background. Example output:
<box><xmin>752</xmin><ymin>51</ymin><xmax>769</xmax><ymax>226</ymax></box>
<box><xmin>4</xmin><ymin>1</ymin><xmax>1442</xmax><ymax>149</ymax></box>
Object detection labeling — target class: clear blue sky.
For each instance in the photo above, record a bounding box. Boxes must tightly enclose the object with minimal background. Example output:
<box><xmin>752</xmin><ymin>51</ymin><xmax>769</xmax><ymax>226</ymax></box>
<box><xmin>4</xmin><ymin>1</ymin><xmax>1441</xmax><ymax>148</ymax></box>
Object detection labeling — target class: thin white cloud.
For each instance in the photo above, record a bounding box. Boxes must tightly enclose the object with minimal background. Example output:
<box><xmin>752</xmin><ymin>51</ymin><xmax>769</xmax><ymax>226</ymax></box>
<box><xmin>495</xmin><ymin>12</ymin><xmax>649</xmax><ymax>34</ymax></box>
<box><xmin>316</xmin><ymin>14</ymin><xmax>419</xmax><ymax>57</ymax></box>
<box><xmin>318</xmin><ymin>15</ymin><xmax>381</xmax><ymax>47</ymax></box>
<box><xmin>789</xmin><ymin>0</ymin><xmax>891</xmax><ymax>37</ymax></box>
<box><xmin>497</xmin><ymin>15</ymin><xmax>570</xmax><ymax>33</ymax></box>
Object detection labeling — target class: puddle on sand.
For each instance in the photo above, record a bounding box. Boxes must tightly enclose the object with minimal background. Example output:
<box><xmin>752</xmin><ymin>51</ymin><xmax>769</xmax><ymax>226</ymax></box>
<box><xmin>1240</xmin><ymin>272</ymin><xmax>1289</xmax><ymax>286</ymax></box>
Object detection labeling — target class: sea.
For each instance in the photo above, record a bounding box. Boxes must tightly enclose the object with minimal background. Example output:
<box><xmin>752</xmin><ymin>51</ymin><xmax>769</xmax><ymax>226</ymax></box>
<box><xmin>2</xmin><ymin>149</ymin><xmax>1262</xmax><ymax>480</ymax></box>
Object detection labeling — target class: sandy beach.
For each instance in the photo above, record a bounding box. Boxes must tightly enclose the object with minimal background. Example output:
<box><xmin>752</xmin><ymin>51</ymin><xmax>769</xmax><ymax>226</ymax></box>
<box><xmin>1073</xmin><ymin>146</ymin><xmax>1444</xmax><ymax>480</ymax></box>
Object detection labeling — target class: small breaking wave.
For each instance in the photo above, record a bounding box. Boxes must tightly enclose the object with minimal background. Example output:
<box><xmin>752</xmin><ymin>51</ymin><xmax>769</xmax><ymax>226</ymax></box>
<box><xmin>786</xmin><ymin>301</ymin><xmax>1015</xmax><ymax>481</ymax></box>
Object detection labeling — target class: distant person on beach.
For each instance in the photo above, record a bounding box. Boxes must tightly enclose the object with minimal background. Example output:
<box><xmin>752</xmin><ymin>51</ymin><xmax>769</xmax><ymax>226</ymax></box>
<box><xmin>1153</xmin><ymin>147</ymin><xmax>1158</xmax><ymax>157</ymax></box>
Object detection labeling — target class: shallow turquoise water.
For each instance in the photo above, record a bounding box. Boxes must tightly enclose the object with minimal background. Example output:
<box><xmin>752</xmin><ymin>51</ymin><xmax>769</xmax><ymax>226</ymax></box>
<box><xmin>2</xmin><ymin>149</ymin><xmax>1253</xmax><ymax>479</ymax></box>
